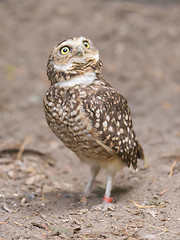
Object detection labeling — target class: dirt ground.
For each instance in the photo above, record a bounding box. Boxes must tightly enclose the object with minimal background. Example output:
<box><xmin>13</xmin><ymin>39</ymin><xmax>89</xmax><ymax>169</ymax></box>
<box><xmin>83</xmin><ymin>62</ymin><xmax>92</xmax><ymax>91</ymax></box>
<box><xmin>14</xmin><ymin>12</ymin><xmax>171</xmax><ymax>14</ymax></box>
<box><xmin>0</xmin><ymin>0</ymin><xmax>180</xmax><ymax>239</ymax></box>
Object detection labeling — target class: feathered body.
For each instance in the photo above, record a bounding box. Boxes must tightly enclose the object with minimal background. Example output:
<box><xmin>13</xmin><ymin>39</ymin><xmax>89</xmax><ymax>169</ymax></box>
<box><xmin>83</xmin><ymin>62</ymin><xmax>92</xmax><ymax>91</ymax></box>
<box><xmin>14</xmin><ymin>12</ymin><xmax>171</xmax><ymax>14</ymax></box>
<box><xmin>44</xmin><ymin>36</ymin><xmax>144</xmax><ymax>207</ymax></box>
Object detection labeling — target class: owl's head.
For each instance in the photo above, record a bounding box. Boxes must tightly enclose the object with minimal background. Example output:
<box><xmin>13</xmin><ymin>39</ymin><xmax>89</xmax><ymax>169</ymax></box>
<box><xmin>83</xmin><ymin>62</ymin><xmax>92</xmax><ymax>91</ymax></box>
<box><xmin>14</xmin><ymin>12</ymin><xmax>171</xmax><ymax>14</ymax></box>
<box><xmin>47</xmin><ymin>36</ymin><xmax>102</xmax><ymax>85</ymax></box>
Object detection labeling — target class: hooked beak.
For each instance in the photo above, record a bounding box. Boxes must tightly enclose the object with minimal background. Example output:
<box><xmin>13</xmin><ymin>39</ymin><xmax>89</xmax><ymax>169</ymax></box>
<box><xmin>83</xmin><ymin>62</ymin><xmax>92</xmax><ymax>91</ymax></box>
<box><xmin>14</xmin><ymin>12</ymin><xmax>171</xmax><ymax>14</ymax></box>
<box><xmin>75</xmin><ymin>46</ymin><xmax>84</xmax><ymax>56</ymax></box>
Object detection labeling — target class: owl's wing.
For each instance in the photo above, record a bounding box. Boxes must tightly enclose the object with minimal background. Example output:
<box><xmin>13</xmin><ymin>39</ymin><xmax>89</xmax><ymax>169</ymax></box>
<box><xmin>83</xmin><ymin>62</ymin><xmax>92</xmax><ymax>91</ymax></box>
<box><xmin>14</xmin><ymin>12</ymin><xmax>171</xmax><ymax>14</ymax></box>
<box><xmin>82</xmin><ymin>84</ymin><xmax>144</xmax><ymax>169</ymax></box>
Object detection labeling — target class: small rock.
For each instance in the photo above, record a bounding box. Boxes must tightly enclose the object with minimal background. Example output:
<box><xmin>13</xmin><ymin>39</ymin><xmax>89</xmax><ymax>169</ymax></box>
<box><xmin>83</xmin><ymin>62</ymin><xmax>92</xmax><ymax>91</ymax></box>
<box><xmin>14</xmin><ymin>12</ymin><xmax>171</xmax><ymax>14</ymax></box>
<box><xmin>21</xmin><ymin>197</ymin><xmax>26</xmax><ymax>205</ymax></box>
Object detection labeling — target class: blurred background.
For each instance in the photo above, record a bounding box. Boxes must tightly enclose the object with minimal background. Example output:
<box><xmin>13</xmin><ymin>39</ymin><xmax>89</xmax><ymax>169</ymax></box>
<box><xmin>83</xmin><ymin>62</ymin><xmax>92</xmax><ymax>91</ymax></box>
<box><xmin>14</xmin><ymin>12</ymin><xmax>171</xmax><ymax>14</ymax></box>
<box><xmin>0</xmin><ymin>0</ymin><xmax>180</xmax><ymax>239</ymax></box>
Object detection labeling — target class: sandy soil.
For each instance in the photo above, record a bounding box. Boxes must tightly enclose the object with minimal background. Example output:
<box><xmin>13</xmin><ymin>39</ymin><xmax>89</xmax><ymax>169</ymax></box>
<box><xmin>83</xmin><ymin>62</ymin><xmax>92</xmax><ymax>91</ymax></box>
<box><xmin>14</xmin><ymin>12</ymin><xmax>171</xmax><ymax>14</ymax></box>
<box><xmin>0</xmin><ymin>0</ymin><xmax>180</xmax><ymax>239</ymax></box>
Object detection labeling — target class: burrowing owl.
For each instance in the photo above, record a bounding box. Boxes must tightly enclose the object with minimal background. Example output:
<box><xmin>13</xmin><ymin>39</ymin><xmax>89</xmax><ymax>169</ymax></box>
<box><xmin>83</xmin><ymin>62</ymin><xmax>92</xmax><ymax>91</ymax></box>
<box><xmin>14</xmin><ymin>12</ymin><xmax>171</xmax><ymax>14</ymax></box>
<box><xmin>44</xmin><ymin>36</ymin><xmax>144</xmax><ymax>208</ymax></box>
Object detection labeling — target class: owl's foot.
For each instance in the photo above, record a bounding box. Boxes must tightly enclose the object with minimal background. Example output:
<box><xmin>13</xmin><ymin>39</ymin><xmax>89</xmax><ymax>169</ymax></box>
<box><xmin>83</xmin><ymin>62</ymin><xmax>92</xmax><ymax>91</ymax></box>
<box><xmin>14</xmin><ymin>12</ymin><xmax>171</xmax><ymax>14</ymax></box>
<box><xmin>102</xmin><ymin>202</ymin><xmax>115</xmax><ymax>211</ymax></box>
<box><xmin>91</xmin><ymin>203</ymin><xmax>115</xmax><ymax>212</ymax></box>
<box><xmin>91</xmin><ymin>197</ymin><xmax>115</xmax><ymax>212</ymax></box>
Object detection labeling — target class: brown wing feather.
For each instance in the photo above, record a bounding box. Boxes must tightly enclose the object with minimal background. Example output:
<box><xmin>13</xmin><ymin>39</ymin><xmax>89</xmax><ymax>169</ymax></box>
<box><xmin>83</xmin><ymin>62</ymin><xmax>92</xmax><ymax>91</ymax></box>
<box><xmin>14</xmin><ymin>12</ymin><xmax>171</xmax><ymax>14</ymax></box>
<box><xmin>82</xmin><ymin>82</ymin><xmax>144</xmax><ymax>169</ymax></box>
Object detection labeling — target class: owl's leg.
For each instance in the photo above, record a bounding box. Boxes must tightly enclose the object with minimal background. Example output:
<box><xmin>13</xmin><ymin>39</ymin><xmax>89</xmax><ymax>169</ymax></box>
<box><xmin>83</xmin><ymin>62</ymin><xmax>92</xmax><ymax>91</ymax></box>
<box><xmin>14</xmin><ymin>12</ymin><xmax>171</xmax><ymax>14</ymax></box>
<box><xmin>102</xmin><ymin>173</ymin><xmax>115</xmax><ymax>210</ymax></box>
<box><xmin>84</xmin><ymin>165</ymin><xmax>100</xmax><ymax>198</ymax></box>
<box><xmin>90</xmin><ymin>172</ymin><xmax>115</xmax><ymax>211</ymax></box>
<box><xmin>104</xmin><ymin>173</ymin><xmax>113</xmax><ymax>201</ymax></box>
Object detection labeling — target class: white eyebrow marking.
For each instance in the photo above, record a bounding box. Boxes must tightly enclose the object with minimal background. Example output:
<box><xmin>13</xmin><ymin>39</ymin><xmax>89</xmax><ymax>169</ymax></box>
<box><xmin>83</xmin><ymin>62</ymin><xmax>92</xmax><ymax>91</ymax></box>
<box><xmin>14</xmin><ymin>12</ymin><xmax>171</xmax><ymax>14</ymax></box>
<box><xmin>60</xmin><ymin>36</ymin><xmax>86</xmax><ymax>47</ymax></box>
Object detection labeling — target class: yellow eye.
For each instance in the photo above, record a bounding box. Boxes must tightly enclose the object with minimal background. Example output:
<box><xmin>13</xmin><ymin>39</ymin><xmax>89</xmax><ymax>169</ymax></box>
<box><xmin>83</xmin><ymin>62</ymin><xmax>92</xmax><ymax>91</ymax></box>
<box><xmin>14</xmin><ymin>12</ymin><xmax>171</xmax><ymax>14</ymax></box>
<box><xmin>83</xmin><ymin>41</ymin><xmax>90</xmax><ymax>49</ymax></box>
<box><xmin>60</xmin><ymin>46</ymin><xmax>70</xmax><ymax>55</ymax></box>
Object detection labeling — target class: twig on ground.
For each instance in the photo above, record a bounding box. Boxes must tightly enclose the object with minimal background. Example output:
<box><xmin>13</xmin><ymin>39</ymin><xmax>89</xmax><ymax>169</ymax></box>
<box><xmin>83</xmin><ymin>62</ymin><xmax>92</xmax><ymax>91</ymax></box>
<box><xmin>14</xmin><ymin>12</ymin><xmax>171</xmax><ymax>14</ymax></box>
<box><xmin>130</xmin><ymin>200</ymin><xmax>156</xmax><ymax>209</ymax></box>
<box><xmin>13</xmin><ymin>222</ymin><xmax>22</xmax><ymax>227</ymax></box>
<box><xmin>31</xmin><ymin>222</ymin><xmax>49</xmax><ymax>230</ymax></box>
<box><xmin>159</xmin><ymin>188</ymin><xmax>168</xmax><ymax>195</ymax></box>
<box><xmin>169</xmin><ymin>160</ymin><xmax>177</xmax><ymax>178</ymax></box>
<box><xmin>130</xmin><ymin>200</ymin><xmax>166</xmax><ymax>209</ymax></box>
<box><xmin>16</xmin><ymin>136</ymin><xmax>31</xmax><ymax>159</ymax></box>
<box><xmin>159</xmin><ymin>227</ymin><xmax>180</xmax><ymax>236</ymax></box>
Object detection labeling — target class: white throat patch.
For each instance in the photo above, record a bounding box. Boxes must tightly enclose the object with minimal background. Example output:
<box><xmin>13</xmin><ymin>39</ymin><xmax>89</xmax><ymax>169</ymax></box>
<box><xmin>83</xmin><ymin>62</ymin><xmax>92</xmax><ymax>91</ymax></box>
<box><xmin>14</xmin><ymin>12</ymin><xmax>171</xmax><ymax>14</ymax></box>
<box><xmin>58</xmin><ymin>72</ymin><xmax>96</xmax><ymax>87</ymax></box>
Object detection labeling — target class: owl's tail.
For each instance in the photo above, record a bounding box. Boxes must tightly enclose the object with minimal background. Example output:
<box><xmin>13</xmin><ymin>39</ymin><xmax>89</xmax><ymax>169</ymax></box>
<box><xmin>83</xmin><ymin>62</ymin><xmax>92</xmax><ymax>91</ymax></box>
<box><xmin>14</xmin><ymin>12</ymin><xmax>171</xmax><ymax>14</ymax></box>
<box><xmin>137</xmin><ymin>140</ymin><xmax>144</xmax><ymax>160</ymax></box>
